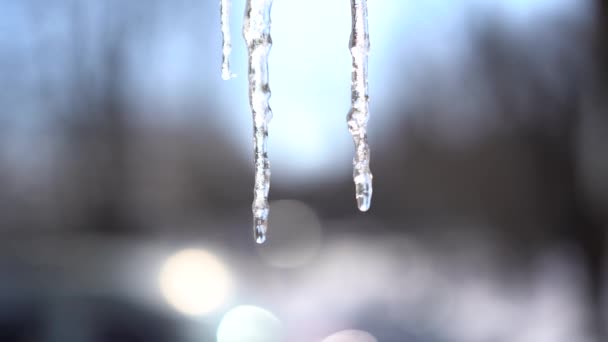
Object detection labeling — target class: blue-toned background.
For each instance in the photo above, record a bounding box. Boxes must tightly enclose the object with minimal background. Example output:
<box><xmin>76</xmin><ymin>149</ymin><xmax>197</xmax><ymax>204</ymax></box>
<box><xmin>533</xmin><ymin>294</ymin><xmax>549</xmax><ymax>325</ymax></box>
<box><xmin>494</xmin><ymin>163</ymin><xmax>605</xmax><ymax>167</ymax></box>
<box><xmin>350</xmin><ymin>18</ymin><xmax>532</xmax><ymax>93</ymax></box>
<box><xmin>0</xmin><ymin>0</ymin><xmax>607</xmax><ymax>341</ymax></box>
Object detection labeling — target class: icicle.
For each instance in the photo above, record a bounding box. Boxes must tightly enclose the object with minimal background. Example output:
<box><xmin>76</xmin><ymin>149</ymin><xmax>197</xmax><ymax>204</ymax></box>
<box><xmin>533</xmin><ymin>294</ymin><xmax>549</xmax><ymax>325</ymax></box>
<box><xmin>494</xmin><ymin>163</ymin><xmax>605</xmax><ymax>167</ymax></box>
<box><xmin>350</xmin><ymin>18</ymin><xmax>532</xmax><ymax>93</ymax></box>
<box><xmin>243</xmin><ymin>0</ymin><xmax>274</xmax><ymax>244</ymax></box>
<box><xmin>347</xmin><ymin>0</ymin><xmax>373</xmax><ymax>212</ymax></box>
<box><xmin>220</xmin><ymin>0</ymin><xmax>235</xmax><ymax>80</ymax></box>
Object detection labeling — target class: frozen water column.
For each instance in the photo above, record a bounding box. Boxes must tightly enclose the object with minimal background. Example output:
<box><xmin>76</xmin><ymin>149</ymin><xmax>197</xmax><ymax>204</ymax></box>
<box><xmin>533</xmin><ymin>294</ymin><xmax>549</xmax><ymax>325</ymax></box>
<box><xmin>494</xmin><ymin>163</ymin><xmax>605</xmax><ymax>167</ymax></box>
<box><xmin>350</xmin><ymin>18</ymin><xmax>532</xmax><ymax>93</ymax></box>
<box><xmin>347</xmin><ymin>0</ymin><xmax>373</xmax><ymax>212</ymax></box>
<box><xmin>243</xmin><ymin>0</ymin><xmax>274</xmax><ymax>243</ymax></box>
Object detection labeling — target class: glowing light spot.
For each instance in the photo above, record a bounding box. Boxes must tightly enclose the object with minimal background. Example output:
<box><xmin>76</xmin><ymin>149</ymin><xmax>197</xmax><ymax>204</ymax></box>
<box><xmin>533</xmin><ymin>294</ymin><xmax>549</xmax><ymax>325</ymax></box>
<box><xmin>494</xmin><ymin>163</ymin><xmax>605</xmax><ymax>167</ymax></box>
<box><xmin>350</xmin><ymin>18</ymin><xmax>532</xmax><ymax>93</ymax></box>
<box><xmin>159</xmin><ymin>249</ymin><xmax>231</xmax><ymax>315</ymax></box>
<box><xmin>217</xmin><ymin>305</ymin><xmax>283</xmax><ymax>342</ymax></box>
<box><xmin>256</xmin><ymin>200</ymin><xmax>323</xmax><ymax>268</ymax></box>
<box><xmin>322</xmin><ymin>330</ymin><xmax>378</xmax><ymax>342</ymax></box>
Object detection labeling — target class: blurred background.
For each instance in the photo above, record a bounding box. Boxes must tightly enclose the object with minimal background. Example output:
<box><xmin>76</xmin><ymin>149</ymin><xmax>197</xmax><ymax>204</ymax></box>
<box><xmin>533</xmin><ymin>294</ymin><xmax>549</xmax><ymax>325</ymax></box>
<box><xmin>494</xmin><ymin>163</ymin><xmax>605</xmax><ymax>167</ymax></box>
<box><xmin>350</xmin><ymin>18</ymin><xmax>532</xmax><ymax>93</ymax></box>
<box><xmin>1</xmin><ymin>0</ymin><xmax>608</xmax><ymax>341</ymax></box>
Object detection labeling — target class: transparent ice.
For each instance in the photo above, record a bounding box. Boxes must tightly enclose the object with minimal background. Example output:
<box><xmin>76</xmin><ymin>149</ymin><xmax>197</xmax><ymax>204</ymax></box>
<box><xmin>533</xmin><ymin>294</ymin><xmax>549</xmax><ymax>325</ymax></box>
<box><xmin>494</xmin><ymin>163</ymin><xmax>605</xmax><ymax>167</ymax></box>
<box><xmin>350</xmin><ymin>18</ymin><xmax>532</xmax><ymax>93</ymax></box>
<box><xmin>243</xmin><ymin>0</ymin><xmax>274</xmax><ymax>243</ymax></box>
<box><xmin>347</xmin><ymin>0</ymin><xmax>373</xmax><ymax>211</ymax></box>
<box><xmin>220</xmin><ymin>0</ymin><xmax>235</xmax><ymax>80</ymax></box>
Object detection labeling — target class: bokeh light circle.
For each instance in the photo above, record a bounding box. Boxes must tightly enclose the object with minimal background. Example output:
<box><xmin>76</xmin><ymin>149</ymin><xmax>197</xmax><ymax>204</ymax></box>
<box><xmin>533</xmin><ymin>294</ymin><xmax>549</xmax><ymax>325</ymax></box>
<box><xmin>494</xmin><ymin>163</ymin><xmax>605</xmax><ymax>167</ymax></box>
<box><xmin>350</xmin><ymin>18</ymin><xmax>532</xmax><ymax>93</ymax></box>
<box><xmin>159</xmin><ymin>249</ymin><xmax>231</xmax><ymax>315</ymax></box>
<box><xmin>256</xmin><ymin>199</ymin><xmax>323</xmax><ymax>268</ymax></box>
<box><xmin>217</xmin><ymin>305</ymin><xmax>283</xmax><ymax>342</ymax></box>
<box><xmin>322</xmin><ymin>330</ymin><xmax>379</xmax><ymax>342</ymax></box>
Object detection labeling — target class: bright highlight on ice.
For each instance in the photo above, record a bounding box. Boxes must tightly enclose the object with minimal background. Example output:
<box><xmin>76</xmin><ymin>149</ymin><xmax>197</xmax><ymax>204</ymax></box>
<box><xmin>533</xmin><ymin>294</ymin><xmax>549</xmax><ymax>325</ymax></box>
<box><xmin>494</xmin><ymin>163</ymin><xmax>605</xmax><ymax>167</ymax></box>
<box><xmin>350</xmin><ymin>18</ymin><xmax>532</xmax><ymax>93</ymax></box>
<box><xmin>347</xmin><ymin>0</ymin><xmax>373</xmax><ymax>212</ymax></box>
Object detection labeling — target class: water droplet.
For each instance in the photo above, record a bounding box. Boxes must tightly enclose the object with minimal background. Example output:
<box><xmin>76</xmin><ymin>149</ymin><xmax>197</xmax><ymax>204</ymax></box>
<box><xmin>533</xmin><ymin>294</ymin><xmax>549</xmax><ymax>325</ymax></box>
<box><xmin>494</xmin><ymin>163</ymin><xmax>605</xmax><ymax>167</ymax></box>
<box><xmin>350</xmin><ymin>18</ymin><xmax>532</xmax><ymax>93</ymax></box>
<box><xmin>354</xmin><ymin>170</ymin><xmax>372</xmax><ymax>211</ymax></box>
<box><xmin>254</xmin><ymin>219</ymin><xmax>267</xmax><ymax>244</ymax></box>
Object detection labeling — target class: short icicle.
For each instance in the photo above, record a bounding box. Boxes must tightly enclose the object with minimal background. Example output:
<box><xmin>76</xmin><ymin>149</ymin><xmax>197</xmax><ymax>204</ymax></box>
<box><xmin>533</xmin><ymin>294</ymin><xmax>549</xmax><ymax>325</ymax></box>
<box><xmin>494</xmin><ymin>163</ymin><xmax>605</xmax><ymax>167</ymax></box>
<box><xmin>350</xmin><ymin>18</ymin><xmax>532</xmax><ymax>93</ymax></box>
<box><xmin>347</xmin><ymin>0</ymin><xmax>373</xmax><ymax>212</ymax></box>
<box><xmin>220</xmin><ymin>0</ymin><xmax>235</xmax><ymax>80</ymax></box>
<box><xmin>243</xmin><ymin>0</ymin><xmax>274</xmax><ymax>243</ymax></box>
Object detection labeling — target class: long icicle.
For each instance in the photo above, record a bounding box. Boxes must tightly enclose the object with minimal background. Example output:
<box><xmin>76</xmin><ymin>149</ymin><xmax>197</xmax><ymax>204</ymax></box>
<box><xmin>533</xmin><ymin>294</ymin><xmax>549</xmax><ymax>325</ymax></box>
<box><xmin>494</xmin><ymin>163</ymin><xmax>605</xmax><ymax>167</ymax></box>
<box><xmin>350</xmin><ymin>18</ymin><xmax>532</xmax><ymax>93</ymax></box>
<box><xmin>347</xmin><ymin>0</ymin><xmax>373</xmax><ymax>212</ymax></box>
<box><xmin>220</xmin><ymin>0</ymin><xmax>235</xmax><ymax>80</ymax></box>
<box><xmin>243</xmin><ymin>0</ymin><xmax>274</xmax><ymax>243</ymax></box>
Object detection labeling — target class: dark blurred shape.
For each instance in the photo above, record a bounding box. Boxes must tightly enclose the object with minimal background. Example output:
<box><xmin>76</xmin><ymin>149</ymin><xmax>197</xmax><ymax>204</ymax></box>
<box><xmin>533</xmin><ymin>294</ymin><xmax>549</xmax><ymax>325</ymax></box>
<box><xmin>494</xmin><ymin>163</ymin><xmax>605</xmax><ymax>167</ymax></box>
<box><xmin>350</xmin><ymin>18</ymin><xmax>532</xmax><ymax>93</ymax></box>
<box><xmin>0</xmin><ymin>301</ymin><xmax>42</xmax><ymax>342</ymax></box>
<box><xmin>91</xmin><ymin>297</ymin><xmax>178</xmax><ymax>342</ymax></box>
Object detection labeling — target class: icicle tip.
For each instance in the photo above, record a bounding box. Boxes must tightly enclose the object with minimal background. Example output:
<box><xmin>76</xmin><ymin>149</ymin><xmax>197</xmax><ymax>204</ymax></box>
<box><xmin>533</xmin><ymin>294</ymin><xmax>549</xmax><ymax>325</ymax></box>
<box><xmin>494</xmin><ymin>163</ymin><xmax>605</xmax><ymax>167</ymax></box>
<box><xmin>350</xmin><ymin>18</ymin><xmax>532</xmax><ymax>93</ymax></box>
<box><xmin>354</xmin><ymin>171</ymin><xmax>373</xmax><ymax>212</ymax></box>
<box><xmin>254</xmin><ymin>221</ymin><xmax>267</xmax><ymax>244</ymax></box>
